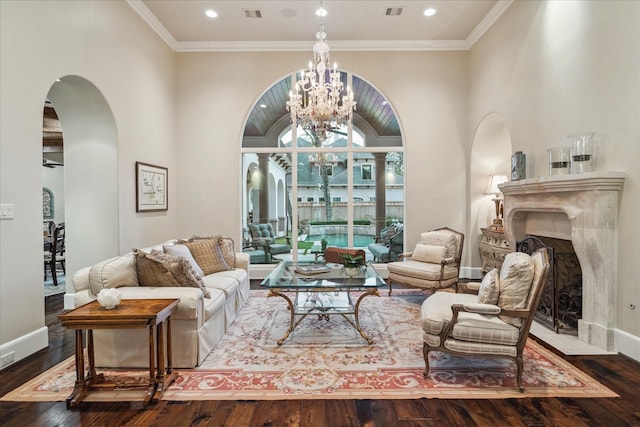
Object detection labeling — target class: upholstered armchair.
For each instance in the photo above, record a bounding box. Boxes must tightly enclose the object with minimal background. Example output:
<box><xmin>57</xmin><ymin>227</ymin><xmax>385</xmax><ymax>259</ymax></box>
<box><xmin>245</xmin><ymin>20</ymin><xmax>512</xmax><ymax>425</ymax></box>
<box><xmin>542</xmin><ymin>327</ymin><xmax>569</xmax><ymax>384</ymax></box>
<box><xmin>247</xmin><ymin>223</ymin><xmax>291</xmax><ymax>262</ymax></box>
<box><xmin>387</xmin><ymin>227</ymin><xmax>464</xmax><ymax>295</ymax></box>
<box><xmin>421</xmin><ymin>248</ymin><xmax>550</xmax><ymax>392</ymax></box>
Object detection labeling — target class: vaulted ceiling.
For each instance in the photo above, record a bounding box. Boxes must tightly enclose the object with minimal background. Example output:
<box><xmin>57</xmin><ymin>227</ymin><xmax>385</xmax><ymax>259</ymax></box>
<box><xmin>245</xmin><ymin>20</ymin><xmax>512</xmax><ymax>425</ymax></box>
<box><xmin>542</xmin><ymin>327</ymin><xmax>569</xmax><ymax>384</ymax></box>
<box><xmin>133</xmin><ymin>1</ymin><xmax>509</xmax><ymax>140</ymax></box>
<box><xmin>45</xmin><ymin>2</ymin><xmax>511</xmax><ymax>153</ymax></box>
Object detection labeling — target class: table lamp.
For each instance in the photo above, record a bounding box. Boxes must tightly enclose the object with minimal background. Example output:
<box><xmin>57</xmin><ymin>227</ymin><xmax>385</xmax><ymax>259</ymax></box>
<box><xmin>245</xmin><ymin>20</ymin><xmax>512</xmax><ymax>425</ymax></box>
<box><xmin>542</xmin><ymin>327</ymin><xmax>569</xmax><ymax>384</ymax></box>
<box><xmin>486</xmin><ymin>174</ymin><xmax>508</xmax><ymax>231</ymax></box>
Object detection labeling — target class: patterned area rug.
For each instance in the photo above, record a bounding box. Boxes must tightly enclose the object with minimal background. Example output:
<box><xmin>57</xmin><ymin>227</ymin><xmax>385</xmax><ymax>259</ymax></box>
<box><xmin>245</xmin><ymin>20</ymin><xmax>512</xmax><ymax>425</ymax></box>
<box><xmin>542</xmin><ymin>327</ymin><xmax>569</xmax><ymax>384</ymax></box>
<box><xmin>44</xmin><ymin>275</ymin><xmax>66</xmax><ymax>297</ymax></box>
<box><xmin>1</xmin><ymin>290</ymin><xmax>616</xmax><ymax>402</ymax></box>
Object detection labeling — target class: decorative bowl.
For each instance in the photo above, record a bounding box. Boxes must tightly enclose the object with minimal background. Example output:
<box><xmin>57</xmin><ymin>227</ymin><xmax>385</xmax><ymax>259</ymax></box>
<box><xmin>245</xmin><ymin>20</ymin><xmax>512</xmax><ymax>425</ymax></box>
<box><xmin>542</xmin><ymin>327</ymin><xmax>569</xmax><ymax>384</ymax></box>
<box><xmin>97</xmin><ymin>288</ymin><xmax>122</xmax><ymax>309</ymax></box>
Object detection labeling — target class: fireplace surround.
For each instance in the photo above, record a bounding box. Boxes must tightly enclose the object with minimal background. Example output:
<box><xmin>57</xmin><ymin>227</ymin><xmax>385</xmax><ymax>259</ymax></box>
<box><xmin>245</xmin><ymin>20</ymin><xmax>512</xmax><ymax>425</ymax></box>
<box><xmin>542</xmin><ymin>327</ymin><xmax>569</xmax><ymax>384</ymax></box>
<box><xmin>500</xmin><ymin>171</ymin><xmax>625</xmax><ymax>351</ymax></box>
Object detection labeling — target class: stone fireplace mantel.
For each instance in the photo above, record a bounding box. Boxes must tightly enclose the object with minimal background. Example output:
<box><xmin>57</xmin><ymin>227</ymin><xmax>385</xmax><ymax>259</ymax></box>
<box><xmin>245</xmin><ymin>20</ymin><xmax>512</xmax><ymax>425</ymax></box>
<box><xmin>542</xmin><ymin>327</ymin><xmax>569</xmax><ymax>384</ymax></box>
<box><xmin>500</xmin><ymin>171</ymin><xmax>625</xmax><ymax>351</ymax></box>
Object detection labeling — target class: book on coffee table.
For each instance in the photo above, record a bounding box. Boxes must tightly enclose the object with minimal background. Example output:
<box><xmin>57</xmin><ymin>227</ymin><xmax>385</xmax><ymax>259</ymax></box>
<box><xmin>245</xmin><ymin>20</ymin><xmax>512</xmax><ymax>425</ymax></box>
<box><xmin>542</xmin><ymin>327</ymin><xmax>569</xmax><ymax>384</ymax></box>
<box><xmin>294</xmin><ymin>265</ymin><xmax>332</xmax><ymax>275</ymax></box>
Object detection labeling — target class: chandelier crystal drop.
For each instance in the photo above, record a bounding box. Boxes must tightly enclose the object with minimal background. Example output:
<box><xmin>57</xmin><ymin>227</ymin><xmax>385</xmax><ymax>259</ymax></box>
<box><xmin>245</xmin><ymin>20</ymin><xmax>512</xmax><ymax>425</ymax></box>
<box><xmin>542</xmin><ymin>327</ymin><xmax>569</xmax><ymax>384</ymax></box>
<box><xmin>286</xmin><ymin>24</ymin><xmax>356</xmax><ymax>142</ymax></box>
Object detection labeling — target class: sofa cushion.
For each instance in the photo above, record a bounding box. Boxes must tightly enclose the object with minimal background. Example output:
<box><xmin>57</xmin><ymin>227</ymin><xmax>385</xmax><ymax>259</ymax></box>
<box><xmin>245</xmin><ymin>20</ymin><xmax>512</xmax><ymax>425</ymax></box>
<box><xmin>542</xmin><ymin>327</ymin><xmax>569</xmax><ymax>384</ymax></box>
<box><xmin>163</xmin><ymin>243</ymin><xmax>204</xmax><ymax>277</ymax></box>
<box><xmin>179</xmin><ymin>235</ymin><xmax>230</xmax><ymax>275</ymax></box>
<box><xmin>412</xmin><ymin>244</ymin><xmax>447</xmax><ymax>264</ymax></box>
<box><xmin>497</xmin><ymin>252</ymin><xmax>535</xmax><ymax>326</ymax></box>
<box><xmin>134</xmin><ymin>249</ymin><xmax>211</xmax><ymax>298</ymax></box>
<box><xmin>477</xmin><ymin>268</ymin><xmax>500</xmax><ymax>305</ymax></box>
<box><xmin>88</xmin><ymin>253</ymin><xmax>138</xmax><ymax>296</ymax></box>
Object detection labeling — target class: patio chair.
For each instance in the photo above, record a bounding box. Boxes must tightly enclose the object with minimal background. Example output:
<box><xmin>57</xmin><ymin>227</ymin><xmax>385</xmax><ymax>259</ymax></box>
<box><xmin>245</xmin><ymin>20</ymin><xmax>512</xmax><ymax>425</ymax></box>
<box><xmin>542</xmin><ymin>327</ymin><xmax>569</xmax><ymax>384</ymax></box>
<box><xmin>247</xmin><ymin>223</ymin><xmax>291</xmax><ymax>262</ymax></box>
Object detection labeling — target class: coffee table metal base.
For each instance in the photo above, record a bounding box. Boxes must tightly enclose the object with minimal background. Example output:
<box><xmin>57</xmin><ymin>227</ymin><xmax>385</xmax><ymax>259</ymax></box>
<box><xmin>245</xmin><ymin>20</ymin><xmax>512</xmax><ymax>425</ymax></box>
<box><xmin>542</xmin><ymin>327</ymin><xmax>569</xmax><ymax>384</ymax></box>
<box><xmin>267</xmin><ymin>288</ymin><xmax>380</xmax><ymax>345</ymax></box>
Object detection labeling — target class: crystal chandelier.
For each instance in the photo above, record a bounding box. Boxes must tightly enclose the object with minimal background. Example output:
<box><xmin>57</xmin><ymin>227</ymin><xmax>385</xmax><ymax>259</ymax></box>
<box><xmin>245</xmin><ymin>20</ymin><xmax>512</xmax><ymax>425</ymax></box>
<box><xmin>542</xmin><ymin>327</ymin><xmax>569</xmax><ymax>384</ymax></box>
<box><xmin>286</xmin><ymin>24</ymin><xmax>356</xmax><ymax>142</ymax></box>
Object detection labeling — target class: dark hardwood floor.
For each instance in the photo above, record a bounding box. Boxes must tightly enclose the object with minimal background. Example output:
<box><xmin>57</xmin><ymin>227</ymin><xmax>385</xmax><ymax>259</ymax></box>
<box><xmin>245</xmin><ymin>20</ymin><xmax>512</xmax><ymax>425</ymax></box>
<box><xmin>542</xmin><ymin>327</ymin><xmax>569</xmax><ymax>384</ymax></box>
<box><xmin>1</xmin><ymin>291</ymin><xmax>639</xmax><ymax>426</ymax></box>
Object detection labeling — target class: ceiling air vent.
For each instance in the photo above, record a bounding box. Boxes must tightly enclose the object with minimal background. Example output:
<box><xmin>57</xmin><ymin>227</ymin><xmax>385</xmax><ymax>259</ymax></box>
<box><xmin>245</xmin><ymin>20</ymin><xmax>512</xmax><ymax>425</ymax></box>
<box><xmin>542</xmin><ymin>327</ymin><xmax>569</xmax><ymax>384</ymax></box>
<box><xmin>385</xmin><ymin>7</ymin><xmax>403</xmax><ymax>16</ymax></box>
<box><xmin>243</xmin><ymin>9</ymin><xmax>262</xmax><ymax>19</ymax></box>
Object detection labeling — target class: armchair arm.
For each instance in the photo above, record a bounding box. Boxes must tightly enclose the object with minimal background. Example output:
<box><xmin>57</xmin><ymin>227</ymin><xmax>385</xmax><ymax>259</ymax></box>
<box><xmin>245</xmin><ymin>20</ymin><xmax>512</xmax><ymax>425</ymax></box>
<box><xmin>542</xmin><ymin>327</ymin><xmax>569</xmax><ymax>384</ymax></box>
<box><xmin>461</xmin><ymin>303</ymin><xmax>501</xmax><ymax>315</ymax></box>
<box><xmin>440</xmin><ymin>256</ymin><xmax>457</xmax><ymax>266</ymax></box>
<box><xmin>465</xmin><ymin>282</ymin><xmax>481</xmax><ymax>293</ymax></box>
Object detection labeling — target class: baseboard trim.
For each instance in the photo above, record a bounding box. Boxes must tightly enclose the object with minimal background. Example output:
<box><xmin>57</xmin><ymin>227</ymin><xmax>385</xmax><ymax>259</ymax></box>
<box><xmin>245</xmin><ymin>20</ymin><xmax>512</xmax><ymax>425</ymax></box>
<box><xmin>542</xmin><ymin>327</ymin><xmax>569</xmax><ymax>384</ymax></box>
<box><xmin>615</xmin><ymin>328</ymin><xmax>640</xmax><ymax>363</ymax></box>
<box><xmin>0</xmin><ymin>326</ymin><xmax>48</xmax><ymax>369</ymax></box>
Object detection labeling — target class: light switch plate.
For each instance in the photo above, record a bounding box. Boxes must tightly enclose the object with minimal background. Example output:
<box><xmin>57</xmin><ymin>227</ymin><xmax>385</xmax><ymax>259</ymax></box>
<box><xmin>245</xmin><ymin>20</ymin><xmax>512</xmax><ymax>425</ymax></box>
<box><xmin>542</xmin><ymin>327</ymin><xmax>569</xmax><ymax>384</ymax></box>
<box><xmin>0</xmin><ymin>204</ymin><xmax>15</xmax><ymax>219</ymax></box>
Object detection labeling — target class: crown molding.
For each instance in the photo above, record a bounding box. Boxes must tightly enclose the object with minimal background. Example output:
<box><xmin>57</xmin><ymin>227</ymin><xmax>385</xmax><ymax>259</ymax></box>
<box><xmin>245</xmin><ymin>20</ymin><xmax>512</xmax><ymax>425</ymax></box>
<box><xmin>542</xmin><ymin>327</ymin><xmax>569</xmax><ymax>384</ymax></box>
<box><xmin>127</xmin><ymin>0</ymin><xmax>178</xmax><ymax>51</ymax></box>
<box><xmin>465</xmin><ymin>0</ymin><xmax>513</xmax><ymax>49</ymax></box>
<box><xmin>174</xmin><ymin>39</ymin><xmax>469</xmax><ymax>53</ymax></box>
<box><xmin>128</xmin><ymin>0</ymin><xmax>512</xmax><ymax>53</ymax></box>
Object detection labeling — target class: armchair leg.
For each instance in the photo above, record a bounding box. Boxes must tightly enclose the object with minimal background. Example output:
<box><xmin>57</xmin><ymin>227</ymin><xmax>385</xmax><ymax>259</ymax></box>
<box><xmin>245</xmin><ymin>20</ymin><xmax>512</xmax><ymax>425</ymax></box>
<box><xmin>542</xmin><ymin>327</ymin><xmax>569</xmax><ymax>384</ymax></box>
<box><xmin>516</xmin><ymin>355</ymin><xmax>524</xmax><ymax>392</ymax></box>
<box><xmin>387</xmin><ymin>278</ymin><xmax>393</xmax><ymax>296</ymax></box>
<box><xmin>422</xmin><ymin>343</ymin><xmax>431</xmax><ymax>379</ymax></box>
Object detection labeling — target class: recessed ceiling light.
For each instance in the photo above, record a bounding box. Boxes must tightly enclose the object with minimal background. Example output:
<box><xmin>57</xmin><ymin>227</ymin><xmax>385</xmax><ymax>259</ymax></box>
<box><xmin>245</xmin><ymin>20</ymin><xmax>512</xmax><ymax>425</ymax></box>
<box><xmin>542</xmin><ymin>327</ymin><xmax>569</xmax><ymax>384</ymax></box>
<box><xmin>205</xmin><ymin>9</ymin><xmax>218</xmax><ymax>18</ymax></box>
<box><xmin>315</xmin><ymin>7</ymin><xmax>327</xmax><ymax>17</ymax></box>
<box><xmin>424</xmin><ymin>8</ymin><xmax>436</xmax><ymax>17</ymax></box>
<box><xmin>260</xmin><ymin>104</ymin><xmax>267</xmax><ymax>109</ymax></box>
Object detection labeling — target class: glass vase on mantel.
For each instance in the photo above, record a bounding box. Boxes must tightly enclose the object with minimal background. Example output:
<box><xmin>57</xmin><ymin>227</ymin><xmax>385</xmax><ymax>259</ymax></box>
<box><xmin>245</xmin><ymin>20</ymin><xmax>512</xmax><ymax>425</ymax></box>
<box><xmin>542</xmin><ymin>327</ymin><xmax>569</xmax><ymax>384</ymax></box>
<box><xmin>569</xmin><ymin>132</ymin><xmax>595</xmax><ymax>174</ymax></box>
<box><xmin>547</xmin><ymin>146</ymin><xmax>571</xmax><ymax>176</ymax></box>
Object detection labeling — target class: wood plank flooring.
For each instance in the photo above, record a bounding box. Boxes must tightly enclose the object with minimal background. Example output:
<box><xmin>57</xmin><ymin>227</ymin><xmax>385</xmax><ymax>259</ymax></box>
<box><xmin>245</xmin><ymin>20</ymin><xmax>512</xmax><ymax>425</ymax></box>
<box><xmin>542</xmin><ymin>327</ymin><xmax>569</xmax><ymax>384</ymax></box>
<box><xmin>1</xmin><ymin>291</ymin><xmax>639</xmax><ymax>426</ymax></box>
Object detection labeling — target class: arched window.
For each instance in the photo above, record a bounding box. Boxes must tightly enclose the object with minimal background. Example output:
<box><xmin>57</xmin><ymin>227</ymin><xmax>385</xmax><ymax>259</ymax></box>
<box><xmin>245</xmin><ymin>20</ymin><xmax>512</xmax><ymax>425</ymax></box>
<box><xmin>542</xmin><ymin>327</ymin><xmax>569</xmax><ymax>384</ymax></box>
<box><xmin>241</xmin><ymin>74</ymin><xmax>403</xmax><ymax>264</ymax></box>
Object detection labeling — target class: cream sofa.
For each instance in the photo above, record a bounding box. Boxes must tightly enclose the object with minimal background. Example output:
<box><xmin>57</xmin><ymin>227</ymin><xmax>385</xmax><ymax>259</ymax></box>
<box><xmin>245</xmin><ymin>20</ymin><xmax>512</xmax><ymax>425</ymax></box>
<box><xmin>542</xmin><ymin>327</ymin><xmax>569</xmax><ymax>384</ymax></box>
<box><xmin>72</xmin><ymin>238</ymin><xmax>250</xmax><ymax>368</ymax></box>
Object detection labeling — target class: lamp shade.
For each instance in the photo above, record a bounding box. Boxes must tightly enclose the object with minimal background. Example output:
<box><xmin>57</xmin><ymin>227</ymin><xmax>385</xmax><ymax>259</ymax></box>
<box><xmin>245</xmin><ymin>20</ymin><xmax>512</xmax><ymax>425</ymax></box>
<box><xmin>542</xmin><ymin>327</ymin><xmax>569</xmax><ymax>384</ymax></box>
<box><xmin>486</xmin><ymin>174</ymin><xmax>508</xmax><ymax>195</ymax></box>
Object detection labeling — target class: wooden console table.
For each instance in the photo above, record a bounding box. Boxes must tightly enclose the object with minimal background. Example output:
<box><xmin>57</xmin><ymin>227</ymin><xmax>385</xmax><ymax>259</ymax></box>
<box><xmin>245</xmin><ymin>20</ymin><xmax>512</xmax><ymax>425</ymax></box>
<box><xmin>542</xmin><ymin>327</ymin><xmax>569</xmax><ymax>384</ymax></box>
<box><xmin>59</xmin><ymin>298</ymin><xmax>179</xmax><ymax>408</ymax></box>
<box><xmin>479</xmin><ymin>228</ymin><xmax>511</xmax><ymax>274</ymax></box>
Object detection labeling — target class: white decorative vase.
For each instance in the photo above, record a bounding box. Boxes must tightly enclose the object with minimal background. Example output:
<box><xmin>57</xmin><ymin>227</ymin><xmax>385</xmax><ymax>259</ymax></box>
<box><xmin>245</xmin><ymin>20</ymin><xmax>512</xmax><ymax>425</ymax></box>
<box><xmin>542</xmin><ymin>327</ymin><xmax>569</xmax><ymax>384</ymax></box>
<box><xmin>97</xmin><ymin>288</ymin><xmax>122</xmax><ymax>309</ymax></box>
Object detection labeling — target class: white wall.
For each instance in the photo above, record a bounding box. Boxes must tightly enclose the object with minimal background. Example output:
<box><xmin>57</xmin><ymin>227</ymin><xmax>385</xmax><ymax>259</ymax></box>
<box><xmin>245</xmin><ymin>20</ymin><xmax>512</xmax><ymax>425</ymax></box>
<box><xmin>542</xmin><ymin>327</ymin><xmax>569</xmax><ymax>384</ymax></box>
<box><xmin>468</xmin><ymin>0</ymin><xmax>640</xmax><ymax>351</ymax></box>
<box><xmin>176</xmin><ymin>51</ymin><xmax>468</xmax><ymax>254</ymax></box>
<box><xmin>0</xmin><ymin>1</ymin><xmax>177</xmax><ymax>364</ymax></box>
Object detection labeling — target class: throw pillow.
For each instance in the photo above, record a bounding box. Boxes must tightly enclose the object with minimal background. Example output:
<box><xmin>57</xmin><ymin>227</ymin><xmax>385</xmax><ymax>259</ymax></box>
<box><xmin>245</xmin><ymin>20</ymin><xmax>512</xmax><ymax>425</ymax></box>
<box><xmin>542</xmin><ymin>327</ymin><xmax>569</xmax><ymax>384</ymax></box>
<box><xmin>134</xmin><ymin>249</ymin><xmax>211</xmax><ymax>298</ymax></box>
<box><xmin>217</xmin><ymin>237</ymin><xmax>236</xmax><ymax>269</ymax></box>
<box><xmin>412</xmin><ymin>244</ymin><xmax>447</xmax><ymax>264</ymax></box>
<box><xmin>497</xmin><ymin>252</ymin><xmax>535</xmax><ymax>326</ymax></box>
<box><xmin>163</xmin><ymin>243</ymin><xmax>204</xmax><ymax>277</ymax></box>
<box><xmin>134</xmin><ymin>249</ymin><xmax>180</xmax><ymax>288</ymax></box>
<box><xmin>477</xmin><ymin>268</ymin><xmax>499</xmax><ymax>305</ymax></box>
<box><xmin>419</xmin><ymin>230</ymin><xmax>457</xmax><ymax>258</ymax></box>
<box><xmin>179</xmin><ymin>235</ymin><xmax>231</xmax><ymax>275</ymax></box>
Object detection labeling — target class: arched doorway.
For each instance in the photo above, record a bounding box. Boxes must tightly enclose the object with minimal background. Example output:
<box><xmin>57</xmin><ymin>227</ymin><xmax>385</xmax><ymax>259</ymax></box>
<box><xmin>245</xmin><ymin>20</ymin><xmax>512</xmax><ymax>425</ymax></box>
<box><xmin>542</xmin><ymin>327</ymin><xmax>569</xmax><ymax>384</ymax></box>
<box><xmin>45</xmin><ymin>75</ymin><xmax>119</xmax><ymax>308</ymax></box>
<box><xmin>468</xmin><ymin>112</ymin><xmax>512</xmax><ymax>272</ymax></box>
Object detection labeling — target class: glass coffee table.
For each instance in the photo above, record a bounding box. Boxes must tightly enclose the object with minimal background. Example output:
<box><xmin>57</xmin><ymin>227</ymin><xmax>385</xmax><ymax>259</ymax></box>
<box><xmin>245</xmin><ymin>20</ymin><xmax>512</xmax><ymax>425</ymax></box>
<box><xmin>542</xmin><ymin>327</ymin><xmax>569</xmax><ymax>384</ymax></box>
<box><xmin>260</xmin><ymin>261</ymin><xmax>385</xmax><ymax>345</ymax></box>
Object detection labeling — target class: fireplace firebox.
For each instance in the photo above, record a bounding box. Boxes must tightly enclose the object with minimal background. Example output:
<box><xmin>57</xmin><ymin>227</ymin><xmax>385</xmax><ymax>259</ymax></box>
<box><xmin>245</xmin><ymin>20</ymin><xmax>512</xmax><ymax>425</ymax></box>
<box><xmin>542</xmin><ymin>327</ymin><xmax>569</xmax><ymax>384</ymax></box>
<box><xmin>517</xmin><ymin>236</ymin><xmax>582</xmax><ymax>335</ymax></box>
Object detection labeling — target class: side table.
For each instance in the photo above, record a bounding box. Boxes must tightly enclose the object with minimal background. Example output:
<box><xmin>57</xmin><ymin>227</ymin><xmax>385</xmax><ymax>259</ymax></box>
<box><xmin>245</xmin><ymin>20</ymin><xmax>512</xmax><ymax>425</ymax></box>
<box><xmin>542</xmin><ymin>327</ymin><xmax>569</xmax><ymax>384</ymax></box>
<box><xmin>479</xmin><ymin>227</ymin><xmax>511</xmax><ymax>274</ymax></box>
<box><xmin>59</xmin><ymin>298</ymin><xmax>179</xmax><ymax>408</ymax></box>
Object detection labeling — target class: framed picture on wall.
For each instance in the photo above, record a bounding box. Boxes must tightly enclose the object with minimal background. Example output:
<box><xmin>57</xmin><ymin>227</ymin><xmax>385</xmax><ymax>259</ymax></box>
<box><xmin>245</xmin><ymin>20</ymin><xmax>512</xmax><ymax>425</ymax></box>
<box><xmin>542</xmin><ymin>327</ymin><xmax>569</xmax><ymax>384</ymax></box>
<box><xmin>43</xmin><ymin>187</ymin><xmax>54</xmax><ymax>219</ymax></box>
<box><xmin>136</xmin><ymin>161</ymin><xmax>168</xmax><ymax>212</ymax></box>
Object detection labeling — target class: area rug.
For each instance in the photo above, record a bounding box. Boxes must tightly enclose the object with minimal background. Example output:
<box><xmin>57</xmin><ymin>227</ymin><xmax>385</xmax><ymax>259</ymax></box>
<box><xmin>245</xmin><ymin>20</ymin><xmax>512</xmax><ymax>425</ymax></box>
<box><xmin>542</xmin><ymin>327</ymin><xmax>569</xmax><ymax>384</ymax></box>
<box><xmin>1</xmin><ymin>290</ymin><xmax>616</xmax><ymax>402</ymax></box>
<box><xmin>44</xmin><ymin>275</ymin><xmax>66</xmax><ymax>297</ymax></box>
